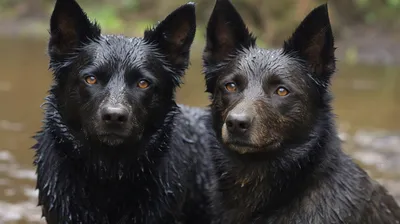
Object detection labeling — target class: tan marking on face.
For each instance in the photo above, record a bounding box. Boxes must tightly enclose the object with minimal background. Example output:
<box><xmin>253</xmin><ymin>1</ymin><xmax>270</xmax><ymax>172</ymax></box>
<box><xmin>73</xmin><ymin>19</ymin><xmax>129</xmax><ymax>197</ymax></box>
<box><xmin>221</xmin><ymin>123</ymin><xmax>229</xmax><ymax>143</ymax></box>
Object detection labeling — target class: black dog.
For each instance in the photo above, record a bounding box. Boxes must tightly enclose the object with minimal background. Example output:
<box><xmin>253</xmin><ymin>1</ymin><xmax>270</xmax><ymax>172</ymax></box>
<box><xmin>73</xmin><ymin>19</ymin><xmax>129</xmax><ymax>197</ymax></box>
<box><xmin>203</xmin><ymin>0</ymin><xmax>400</xmax><ymax>223</ymax></box>
<box><xmin>33</xmin><ymin>0</ymin><xmax>219</xmax><ymax>223</ymax></box>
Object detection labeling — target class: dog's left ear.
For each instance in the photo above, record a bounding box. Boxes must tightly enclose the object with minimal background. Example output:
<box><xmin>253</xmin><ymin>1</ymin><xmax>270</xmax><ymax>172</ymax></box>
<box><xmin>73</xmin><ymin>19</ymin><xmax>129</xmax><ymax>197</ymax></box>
<box><xmin>203</xmin><ymin>0</ymin><xmax>255</xmax><ymax>65</ymax></box>
<box><xmin>144</xmin><ymin>3</ymin><xmax>196</xmax><ymax>70</ymax></box>
<box><xmin>283</xmin><ymin>4</ymin><xmax>335</xmax><ymax>81</ymax></box>
<box><xmin>49</xmin><ymin>0</ymin><xmax>101</xmax><ymax>60</ymax></box>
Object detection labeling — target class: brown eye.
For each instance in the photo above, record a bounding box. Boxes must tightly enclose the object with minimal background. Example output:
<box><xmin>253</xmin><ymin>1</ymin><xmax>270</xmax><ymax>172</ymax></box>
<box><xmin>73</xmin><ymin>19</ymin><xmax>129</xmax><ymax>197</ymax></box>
<box><xmin>137</xmin><ymin>79</ymin><xmax>150</xmax><ymax>89</ymax></box>
<box><xmin>225</xmin><ymin>82</ymin><xmax>237</xmax><ymax>92</ymax></box>
<box><xmin>85</xmin><ymin>75</ymin><xmax>97</xmax><ymax>85</ymax></box>
<box><xmin>276</xmin><ymin>87</ymin><xmax>289</xmax><ymax>96</ymax></box>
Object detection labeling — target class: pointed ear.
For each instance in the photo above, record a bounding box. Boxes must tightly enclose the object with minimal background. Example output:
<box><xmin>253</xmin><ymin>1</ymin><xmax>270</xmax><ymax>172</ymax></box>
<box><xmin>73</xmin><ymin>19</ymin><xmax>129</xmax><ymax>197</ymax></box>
<box><xmin>48</xmin><ymin>0</ymin><xmax>101</xmax><ymax>59</ymax></box>
<box><xmin>144</xmin><ymin>3</ymin><xmax>196</xmax><ymax>69</ymax></box>
<box><xmin>203</xmin><ymin>0</ymin><xmax>256</xmax><ymax>65</ymax></box>
<box><xmin>283</xmin><ymin>4</ymin><xmax>335</xmax><ymax>80</ymax></box>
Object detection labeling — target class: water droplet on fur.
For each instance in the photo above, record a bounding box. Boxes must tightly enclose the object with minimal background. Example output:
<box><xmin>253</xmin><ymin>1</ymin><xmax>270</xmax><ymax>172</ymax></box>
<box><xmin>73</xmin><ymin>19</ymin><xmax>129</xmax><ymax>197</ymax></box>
<box><xmin>118</xmin><ymin>170</ymin><xmax>123</xmax><ymax>179</ymax></box>
<box><xmin>162</xmin><ymin>32</ymin><xmax>168</xmax><ymax>40</ymax></box>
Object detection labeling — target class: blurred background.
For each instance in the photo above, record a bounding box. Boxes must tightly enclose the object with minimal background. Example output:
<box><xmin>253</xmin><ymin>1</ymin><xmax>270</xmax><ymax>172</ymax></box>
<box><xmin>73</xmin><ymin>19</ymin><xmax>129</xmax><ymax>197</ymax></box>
<box><xmin>0</xmin><ymin>0</ymin><xmax>399</xmax><ymax>223</ymax></box>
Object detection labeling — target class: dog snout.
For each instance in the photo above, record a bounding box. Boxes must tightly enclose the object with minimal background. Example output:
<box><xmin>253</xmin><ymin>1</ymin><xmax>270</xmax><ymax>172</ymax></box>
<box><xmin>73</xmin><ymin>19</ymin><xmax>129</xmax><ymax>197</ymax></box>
<box><xmin>101</xmin><ymin>106</ymin><xmax>130</xmax><ymax>124</ymax></box>
<box><xmin>226</xmin><ymin>112</ymin><xmax>253</xmax><ymax>135</ymax></box>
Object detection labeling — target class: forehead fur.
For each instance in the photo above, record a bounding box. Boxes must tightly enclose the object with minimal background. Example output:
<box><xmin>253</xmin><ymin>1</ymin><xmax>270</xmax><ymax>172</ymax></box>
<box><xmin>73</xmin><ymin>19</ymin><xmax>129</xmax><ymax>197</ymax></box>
<box><xmin>233</xmin><ymin>47</ymin><xmax>306</xmax><ymax>79</ymax></box>
<box><xmin>86</xmin><ymin>35</ymin><xmax>159</xmax><ymax>69</ymax></box>
<box><xmin>76</xmin><ymin>34</ymin><xmax>180</xmax><ymax>84</ymax></box>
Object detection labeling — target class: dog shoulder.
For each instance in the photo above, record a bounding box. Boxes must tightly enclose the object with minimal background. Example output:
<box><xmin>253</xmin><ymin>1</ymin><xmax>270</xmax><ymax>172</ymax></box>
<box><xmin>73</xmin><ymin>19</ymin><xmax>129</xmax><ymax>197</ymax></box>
<box><xmin>278</xmin><ymin>156</ymin><xmax>400</xmax><ymax>224</ymax></box>
<box><xmin>171</xmin><ymin>105</ymin><xmax>214</xmax><ymax>155</ymax></box>
<box><xmin>158</xmin><ymin>105</ymin><xmax>220</xmax><ymax>223</ymax></box>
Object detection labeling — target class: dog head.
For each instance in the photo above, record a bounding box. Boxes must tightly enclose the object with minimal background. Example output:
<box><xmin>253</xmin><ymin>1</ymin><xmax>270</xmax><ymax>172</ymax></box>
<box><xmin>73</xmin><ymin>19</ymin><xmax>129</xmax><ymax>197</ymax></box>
<box><xmin>203</xmin><ymin>0</ymin><xmax>335</xmax><ymax>154</ymax></box>
<box><xmin>48</xmin><ymin>0</ymin><xmax>196</xmax><ymax>146</ymax></box>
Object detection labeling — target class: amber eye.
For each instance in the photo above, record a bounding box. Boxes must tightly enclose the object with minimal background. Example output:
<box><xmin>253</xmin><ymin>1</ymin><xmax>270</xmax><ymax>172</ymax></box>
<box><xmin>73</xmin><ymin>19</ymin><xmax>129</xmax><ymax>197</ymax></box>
<box><xmin>225</xmin><ymin>82</ymin><xmax>237</xmax><ymax>92</ymax></box>
<box><xmin>85</xmin><ymin>75</ymin><xmax>97</xmax><ymax>85</ymax></box>
<box><xmin>276</xmin><ymin>87</ymin><xmax>289</xmax><ymax>96</ymax></box>
<box><xmin>137</xmin><ymin>79</ymin><xmax>150</xmax><ymax>89</ymax></box>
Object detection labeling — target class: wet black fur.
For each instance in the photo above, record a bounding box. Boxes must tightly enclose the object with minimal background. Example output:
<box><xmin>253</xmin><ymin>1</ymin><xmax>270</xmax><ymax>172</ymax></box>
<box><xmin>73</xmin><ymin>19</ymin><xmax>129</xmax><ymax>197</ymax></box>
<box><xmin>203</xmin><ymin>0</ymin><xmax>400</xmax><ymax>223</ymax></box>
<box><xmin>33</xmin><ymin>0</ymin><xmax>219</xmax><ymax>223</ymax></box>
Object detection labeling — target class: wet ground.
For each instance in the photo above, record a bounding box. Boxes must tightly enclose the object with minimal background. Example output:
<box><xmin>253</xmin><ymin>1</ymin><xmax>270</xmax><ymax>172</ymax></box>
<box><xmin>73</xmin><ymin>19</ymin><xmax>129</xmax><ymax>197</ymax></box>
<box><xmin>0</xmin><ymin>37</ymin><xmax>399</xmax><ymax>223</ymax></box>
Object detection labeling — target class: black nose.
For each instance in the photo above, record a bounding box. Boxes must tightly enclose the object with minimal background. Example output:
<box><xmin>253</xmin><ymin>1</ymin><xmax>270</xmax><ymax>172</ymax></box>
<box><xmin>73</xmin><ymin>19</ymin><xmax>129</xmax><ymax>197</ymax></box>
<box><xmin>226</xmin><ymin>113</ymin><xmax>252</xmax><ymax>135</ymax></box>
<box><xmin>101</xmin><ymin>106</ymin><xmax>129</xmax><ymax>124</ymax></box>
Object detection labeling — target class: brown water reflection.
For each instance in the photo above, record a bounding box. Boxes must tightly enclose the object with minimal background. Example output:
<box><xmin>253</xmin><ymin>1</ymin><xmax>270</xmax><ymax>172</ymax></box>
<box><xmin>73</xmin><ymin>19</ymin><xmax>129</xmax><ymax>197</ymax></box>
<box><xmin>0</xmin><ymin>37</ymin><xmax>399</xmax><ymax>223</ymax></box>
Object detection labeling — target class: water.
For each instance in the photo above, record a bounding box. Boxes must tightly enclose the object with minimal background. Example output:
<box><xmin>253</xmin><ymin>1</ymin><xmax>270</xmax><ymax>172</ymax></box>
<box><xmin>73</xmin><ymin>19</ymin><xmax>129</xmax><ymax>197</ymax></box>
<box><xmin>0</xmin><ymin>37</ymin><xmax>399</xmax><ymax>223</ymax></box>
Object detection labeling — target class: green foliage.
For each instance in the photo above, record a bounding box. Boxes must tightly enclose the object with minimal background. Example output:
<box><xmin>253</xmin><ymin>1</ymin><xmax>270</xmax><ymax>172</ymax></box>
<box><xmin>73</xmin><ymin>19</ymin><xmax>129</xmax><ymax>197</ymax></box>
<box><xmin>0</xmin><ymin>0</ymin><xmax>399</xmax><ymax>39</ymax></box>
<box><xmin>132</xmin><ymin>20</ymin><xmax>154</xmax><ymax>35</ymax></box>
<box><xmin>387</xmin><ymin>0</ymin><xmax>400</xmax><ymax>7</ymax></box>
<box><xmin>356</xmin><ymin>0</ymin><xmax>370</xmax><ymax>7</ymax></box>
<box><xmin>353</xmin><ymin>0</ymin><xmax>400</xmax><ymax>25</ymax></box>
<box><xmin>345</xmin><ymin>47</ymin><xmax>359</xmax><ymax>65</ymax></box>
<box><xmin>85</xmin><ymin>5</ymin><xmax>123</xmax><ymax>31</ymax></box>
<box><xmin>121</xmin><ymin>0</ymin><xmax>139</xmax><ymax>9</ymax></box>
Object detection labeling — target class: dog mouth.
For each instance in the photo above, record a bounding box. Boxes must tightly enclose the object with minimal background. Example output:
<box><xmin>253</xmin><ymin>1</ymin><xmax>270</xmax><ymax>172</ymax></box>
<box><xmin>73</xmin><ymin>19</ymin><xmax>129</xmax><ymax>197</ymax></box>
<box><xmin>95</xmin><ymin>131</ymin><xmax>133</xmax><ymax>146</ymax></box>
<box><xmin>224</xmin><ymin>140</ymin><xmax>263</xmax><ymax>154</ymax></box>
<box><xmin>226</xmin><ymin>140</ymin><xmax>259</xmax><ymax>148</ymax></box>
<box><xmin>98</xmin><ymin>132</ymin><xmax>128</xmax><ymax>138</ymax></box>
<box><xmin>223</xmin><ymin>139</ymin><xmax>278</xmax><ymax>154</ymax></box>
<box><xmin>90</xmin><ymin>121</ymin><xmax>141</xmax><ymax>144</ymax></box>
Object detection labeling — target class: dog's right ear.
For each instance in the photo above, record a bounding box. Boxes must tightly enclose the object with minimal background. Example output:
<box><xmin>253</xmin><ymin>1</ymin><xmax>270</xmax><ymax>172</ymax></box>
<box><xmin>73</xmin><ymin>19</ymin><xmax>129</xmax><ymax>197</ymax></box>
<box><xmin>203</xmin><ymin>0</ymin><xmax>255</xmax><ymax>65</ymax></box>
<box><xmin>144</xmin><ymin>3</ymin><xmax>196</xmax><ymax>72</ymax></box>
<box><xmin>48</xmin><ymin>0</ymin><xmax>101</xmax><ymax>59</ymax></box>
<box><xmin>283</xmin><ymin>4</ymin><xmax>335</xmax><ymax>83</ymax></box>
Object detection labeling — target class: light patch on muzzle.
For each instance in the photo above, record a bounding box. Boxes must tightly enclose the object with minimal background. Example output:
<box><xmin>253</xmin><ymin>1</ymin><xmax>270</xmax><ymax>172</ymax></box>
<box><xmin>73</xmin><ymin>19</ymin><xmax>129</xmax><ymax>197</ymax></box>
<box><xmin>221</xmin><ymin>122</ymin><xmax>229</xmax><ymax>143</ymax></box>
